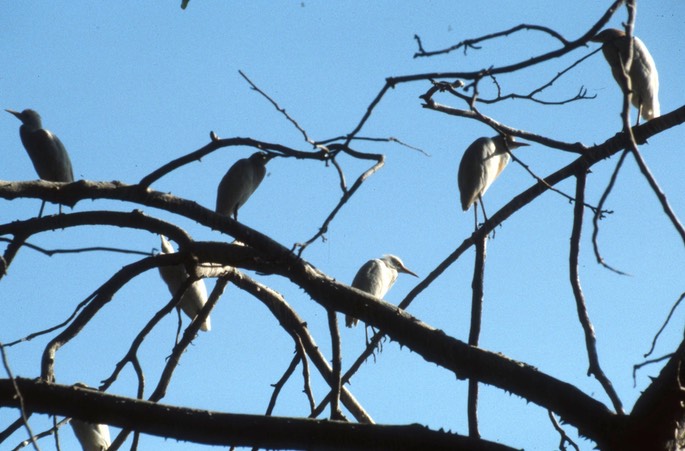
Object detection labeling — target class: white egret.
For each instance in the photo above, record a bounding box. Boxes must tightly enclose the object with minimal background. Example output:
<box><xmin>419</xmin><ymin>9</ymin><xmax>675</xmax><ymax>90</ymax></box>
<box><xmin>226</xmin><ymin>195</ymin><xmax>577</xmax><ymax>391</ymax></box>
<box><xmin>6</xmin><ymin>108</ymin><xmax>74</xmax><ymax>216</ymax></box>
<box><xmin>70</xmin><ymin>384</ymin><xmax>111</xmax><ymax>451</ymax></box>
<box><xmin>345</xmin><ymin>255</ymin><xmax>418</xmax><ymax>328</ymax></box>
<box><xmin>216</xmin><ymin>152</ymin><xmax>272</xmax><ymax>220</ymax></box>
<box><xmin>158</xmin><ymin>235</ymin><xmax>211</xmax><ymax>332</ymax></box>
<box><xmin>458</xmin><ymin>135</ymin><xmax>528</xmax><ymax>226</ymax></box>
<box><xmin>592</xmin><ymin>28</ymin><xmax>660</xmax><ymax>121</ymax></box>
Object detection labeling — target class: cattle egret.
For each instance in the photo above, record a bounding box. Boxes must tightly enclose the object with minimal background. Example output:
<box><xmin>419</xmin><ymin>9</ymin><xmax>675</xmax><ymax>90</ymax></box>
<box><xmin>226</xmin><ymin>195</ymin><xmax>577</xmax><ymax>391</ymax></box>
<box><xmin>158</xmin><ymin>235</ymin><xmax>211</xmax><ymax>332</ymax></box>
<box><xmin>216</xmin><ymin>152</ymin><xmax>272</xmax><ymax>220</ymax></box>
<box><xmin>345</xmin><ymin>255</ymin><xmax>418</xmax><ymax>328</ymax></box>
<box><xmin>458</xmin><ymin>135</ymin><xmax>528</xmax><ymax>226</ymax></box>
<box><xmin>592</xmin><ymin>28</ymin><xmax>660</xmax><ymax>121</ymax></box>
<box><xmin>6</xmin><ymin>108</ymin><xmax>74</xmax><ymax>216</ymax></box>
<box><xmin>70</xmin><ymin>384</ymin><xmax>111</xmax><ymax>451</ymax></box>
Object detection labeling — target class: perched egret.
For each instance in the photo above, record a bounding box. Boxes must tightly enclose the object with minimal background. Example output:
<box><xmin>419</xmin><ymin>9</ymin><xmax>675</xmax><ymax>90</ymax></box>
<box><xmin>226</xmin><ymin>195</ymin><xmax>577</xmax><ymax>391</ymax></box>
<box><xmin>458</xmin><ymin>135</ymin><xmax>528</xmax><ymax>226</ymax></box>
<box><xmin>70</xmin><ymin>384</ymin><xmax>111</xmax><ymax>451</ymax></box>
<box><xmin>158</xmin><ymin>235</ymin><xmax>211</xmax><ymax>331</ymax></box>
<box><xmin>592</xmin><ymin>28</ymin><xmax>660</xmax><ymax>121</ymax></box>
<box><xmin>345</xmin><ymin>255</ymin><xmax>418</xmax><ymax>328</ymax></box>
<box><xmin>6</xmin><ymin>108</ymin><xmax>74</xmax><ymax>216</ymax></box>
<box><xmin>216</xmin><ymin>152</ymin><xmax>273</xmax><ymax>220</ymax></box>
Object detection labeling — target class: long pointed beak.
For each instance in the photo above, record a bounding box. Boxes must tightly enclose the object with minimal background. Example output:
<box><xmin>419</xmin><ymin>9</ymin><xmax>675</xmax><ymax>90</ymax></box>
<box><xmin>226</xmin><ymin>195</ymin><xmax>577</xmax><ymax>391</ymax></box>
<box><xmin>513</xmin><ymin>142</ymin><xmax>530</xmax><ymax>148</ymax></box>
<box><xmin>5</xmin><ymin>109</ymin><xmax>21</xmax><ymax>120</ymax></box>
<box><xmin>400</xmin><ymin>265</ymin><xmax>419</xmax><ymax>277</ymax></box>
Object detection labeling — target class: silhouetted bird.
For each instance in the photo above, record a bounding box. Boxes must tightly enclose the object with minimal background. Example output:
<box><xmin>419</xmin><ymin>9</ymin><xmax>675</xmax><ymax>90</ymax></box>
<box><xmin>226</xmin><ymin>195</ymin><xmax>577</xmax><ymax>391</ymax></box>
<box><xmin>216</xmin><ymin>152</ymin><xmax>272</xmax><ymax>220</ymax></box>
<box><xmin>6</xmin><ymin>108</ymin><xmax>74</xmax><ymax>216</ymax></box>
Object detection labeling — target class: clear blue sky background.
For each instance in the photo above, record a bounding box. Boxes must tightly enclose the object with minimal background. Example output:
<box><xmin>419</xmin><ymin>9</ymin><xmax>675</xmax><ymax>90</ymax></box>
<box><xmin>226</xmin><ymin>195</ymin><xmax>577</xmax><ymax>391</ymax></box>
<box><xmin>1</xmin><ymin>2</ymin><xmax>683</xmax><ymax>450</ymax></box>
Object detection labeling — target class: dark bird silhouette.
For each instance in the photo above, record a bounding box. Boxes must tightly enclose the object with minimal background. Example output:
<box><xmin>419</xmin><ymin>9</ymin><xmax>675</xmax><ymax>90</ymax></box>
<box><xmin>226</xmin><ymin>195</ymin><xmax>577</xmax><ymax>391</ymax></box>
<box><xmin>216</xmin><ymin>152</ymin><xmax>272</xmax><ymax>220</ymax></box>
<box><xmin>6</xmin><ymin>108</ymin><xmax>74</xmax><ymax>216</ymax></box>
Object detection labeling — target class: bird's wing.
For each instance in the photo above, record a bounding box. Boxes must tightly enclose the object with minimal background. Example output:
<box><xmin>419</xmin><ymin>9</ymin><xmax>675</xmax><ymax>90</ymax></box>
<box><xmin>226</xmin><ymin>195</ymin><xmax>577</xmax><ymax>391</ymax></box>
<box><xmin>71</xmin><ymin>420</ymin><xmax>111</xmax><ymax>451</ymax></box>
<box><xmin>179</xmin><ymin>279</ymin><xmax>211</xmax><ymax>331</ymax></box>
<box><xmin>631</xmin><ymin>38</ymin><xmax>660</xmax><ymax>119</ymax></box>
<box><xmin>351</xmin><ymin>259</ymin><xmax>386</xmax><ymax>298</ymax></box>
<box><xmin>458</xmin><ymin>138</ymin><xmax>490</xmax><ymax>210</ymax></box>
<box><xmin>21</xmin><ymin>129</ymin><xmax>74</xmax><ymax>182</ymax></box>
<box><xmin>216</xmin><ymin>159</ymin><xmax>253</xmax><ymax>215</ymax></box>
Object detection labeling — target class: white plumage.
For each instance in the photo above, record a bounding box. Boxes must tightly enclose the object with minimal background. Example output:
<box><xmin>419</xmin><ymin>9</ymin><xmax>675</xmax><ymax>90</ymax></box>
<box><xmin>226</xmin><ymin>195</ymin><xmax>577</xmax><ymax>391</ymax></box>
<box><xmin>592</xmin><ymin>28</ymin><xmax>660</xmax><ymax>121</ymax></box>
<box><xmin>458</xmin><ymin>135</ymin><xmax>528</xmax><ymax>212</ymax></box>
<box><xmin>158</xmin><ymin>235</ymin><xmax>211</xmax><ymax>332</ymax></box>
<box><xmin>71</xmin><ymin>419</ymin><xmax>111</xmax><ymax>451</ymax></box>
<box><xmin>345</xmin><ymin>255</ymin><xmax>418</xmax><ymax>328</ymax></box>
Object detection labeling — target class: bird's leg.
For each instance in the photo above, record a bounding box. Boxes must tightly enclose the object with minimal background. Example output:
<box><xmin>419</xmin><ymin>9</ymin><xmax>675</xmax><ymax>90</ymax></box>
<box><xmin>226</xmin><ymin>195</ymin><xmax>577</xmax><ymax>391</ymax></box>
<box><xmin>478</xmin><ymin>196</ymin><xmax>495</xmax><ymax>239</ymax></box>
<box><xmin>472</xmin><ymin>204</ymin><xmax>478</xmax><ymax>232</ymax></box>
<box><xmin>38</xmin><ymin>200</ymin><xmax>46</xmax><ymax>218</ymax></box>
<box><xmin>174</xmin><ymin>308</ymin><xmax>183</xmax><ymax>345</ymax></box>
<box><xmin>636</xmin><ymin>104</ymin><xmax>641</xmax><ymax>127</ymax></box>
<box><xmin>478</xmin><ymin>195</ymin><xmax>489</xmax><ymax>225</ymax></box>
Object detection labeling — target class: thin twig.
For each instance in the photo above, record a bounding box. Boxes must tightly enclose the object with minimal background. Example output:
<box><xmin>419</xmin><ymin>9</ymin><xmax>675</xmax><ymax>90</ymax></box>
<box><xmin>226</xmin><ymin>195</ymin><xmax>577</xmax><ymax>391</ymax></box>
<box><xmin>629</xmin><ymin>147</ymin><xmax>685</xmax><ymax>245</ymax></box>
<box><xmin>294</xmin><ymin>148</ymin><xmax>384</xmax><ymax>255</ymax></box>
<box><xmin>548</xmin><ymin>410</ymin><xmax>580</xmax><ymax>451</ymax></box>
<box><xmin>508</xmin><ymin>151</ymin><xmax>604</xmax><ymax>214</ymax></box>
<box><xmin>632</xmin><ymin>352</ymin><xmax>674</xmax><ymax>387</ymax></box>
<box><xmin>294</xmin><ymin>336</ymin><xmax>316</xmax><ymax>414</ymax></box>
<box><xmin>264</xmin><ymin>352</ymin><xmax>301</xmax><ymax>417</ymax></box>
<box><xmin>3</xmin><ymin>293</ymin><xmax>97</xmax><ymax>348</ymax></box>
<box><xmin>0</xmin><ymin>345</ymin><xmax>40</xmax><ymax>451</ymax></box>
<box><xmin>644</xmin><ymin>292</ymin><xmax>685</xmax><ymax>359</ymax></box>
<box><xmin>239</xmin><ymin>70</ymin><xmax>314</xmax><ymax>145</ymax></box>
<box><xmin>0</xmin><ymin>238</ymin><xmax>152</xmax><ymax>258</ymax></box>
<box><xmin>414</xmin><ymin>24</ymin><xmax>570</xmax><ymax>58</ymax></box>
<box><xmin>569</xmin><ymin>171</ymin><xmax>624</xmax><ymax>414</ymax></box>
<box><xmin>10</xmin><ymin>418</ymin><xmax>70</xmax><ymax>451</ymax></box>
<box><xmin>591</xmin><ymin>150</ymin><xmax>631</xmax><ymax>275</ymax></box>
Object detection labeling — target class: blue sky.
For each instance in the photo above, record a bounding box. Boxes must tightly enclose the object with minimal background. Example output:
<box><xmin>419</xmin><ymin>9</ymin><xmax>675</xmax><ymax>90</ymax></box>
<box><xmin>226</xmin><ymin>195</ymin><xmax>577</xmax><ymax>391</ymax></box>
<box><xmin>1</xmin><ymin>1</ymin><xmax>683</xmax><ymax>450</ymax></box>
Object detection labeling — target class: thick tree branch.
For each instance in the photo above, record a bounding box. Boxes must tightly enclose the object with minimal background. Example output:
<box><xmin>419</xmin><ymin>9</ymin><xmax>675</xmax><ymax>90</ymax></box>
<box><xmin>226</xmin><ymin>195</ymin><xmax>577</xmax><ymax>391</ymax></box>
<box><xmin>0</xmin><ymin>379</ymin><xmax>518</xmax><ymax>451</ymax></box>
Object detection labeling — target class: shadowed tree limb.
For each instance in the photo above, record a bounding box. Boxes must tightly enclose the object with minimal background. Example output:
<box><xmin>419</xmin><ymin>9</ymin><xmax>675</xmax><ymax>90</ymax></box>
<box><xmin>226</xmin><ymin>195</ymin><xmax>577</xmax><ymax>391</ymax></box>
<box><xmin>0</xmin><ymin>379</ymin><xmax>519</xmax><ymax>451</ymax></box>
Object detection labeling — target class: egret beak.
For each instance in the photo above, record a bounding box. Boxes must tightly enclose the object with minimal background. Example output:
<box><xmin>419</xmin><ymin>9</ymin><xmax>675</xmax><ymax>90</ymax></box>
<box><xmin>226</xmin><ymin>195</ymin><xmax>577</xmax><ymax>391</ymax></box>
<box><xmin>399</xmin><ymin>265</ymin><xmax>419</xmax><ymax>278</ymax></box>
<box><xmin>510</xmin><ymin>142</ymin><xmax>530</xmax><ymax>149</ymax></box>
<box><xmin>5</xmin><ymin>109</ymin><xmax>21</xmax><ymax>120</ymax></box>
